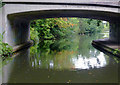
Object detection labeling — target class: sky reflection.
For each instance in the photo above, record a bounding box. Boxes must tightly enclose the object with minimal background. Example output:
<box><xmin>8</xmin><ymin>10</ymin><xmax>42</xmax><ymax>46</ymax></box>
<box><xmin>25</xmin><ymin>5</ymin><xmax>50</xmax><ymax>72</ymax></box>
<box><xmin>72</xmin><ymin>52</ymin><xmax>107</xmax><ymax>70</ymax></box>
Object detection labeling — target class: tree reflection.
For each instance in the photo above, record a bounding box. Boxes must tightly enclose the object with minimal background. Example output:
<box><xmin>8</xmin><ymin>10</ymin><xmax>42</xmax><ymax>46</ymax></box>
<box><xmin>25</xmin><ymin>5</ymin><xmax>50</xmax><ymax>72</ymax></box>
<box><xmin>30</xmin><ymin>33</ymin><xmax>109</xmax><ymax>70</ymax></box>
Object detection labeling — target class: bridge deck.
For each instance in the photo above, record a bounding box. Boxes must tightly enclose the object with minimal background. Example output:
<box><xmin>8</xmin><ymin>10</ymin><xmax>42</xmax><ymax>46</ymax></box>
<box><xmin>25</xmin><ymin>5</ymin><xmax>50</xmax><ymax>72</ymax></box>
<box><xmin>2</xmin><ymin>0</ymin><xmax>120</xmax><ymax>7</ymax></box>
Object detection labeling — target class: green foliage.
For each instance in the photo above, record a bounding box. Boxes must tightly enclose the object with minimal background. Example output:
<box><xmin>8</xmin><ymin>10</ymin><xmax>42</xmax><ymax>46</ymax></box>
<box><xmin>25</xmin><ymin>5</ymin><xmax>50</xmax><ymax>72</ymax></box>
<box><xmin>0</xmin><ymin>1</ymin><xmax>2</xmax><ymax>8</ymax></box>
<box><xmin>30</xmin><ymin>18</ymin><xmax>108</xmax><ymax>43</ymax></box>
<box><xmin>79</xmin><ymin>18</ymin><xmax>105</xmax><ymax>34</ymax></box>
<box><xmin>30</xmin><ymin>27</ymin><xmax>39</xmax><ymax>44</ymax></box>
<box><xmin>0</xmin><ymin>1</ymin><xmax>5</xmax><ymax>8</ymax></box>
<box><xmin>30</xmin><ymin>18</ymin><xmax>76</xmax><ymax>41</ymax></box>
<box><xmin>103</xmin><ymin>22</ymin><xmax>109</xmax><ymax>31</ymax></box>
<box><xmin>0</xmin><ymin>32</ymin><xmax>13</xmax><ymax>58</ymax></box>
<box><xmin>113</xmin><ymin>49</ymin><xmax>120</xmax><ymax>55</ymax></box>
<box><xmin>113</xmin><ymin>57</ymin><xmax>119</xmax><ymax>63</ymax></box>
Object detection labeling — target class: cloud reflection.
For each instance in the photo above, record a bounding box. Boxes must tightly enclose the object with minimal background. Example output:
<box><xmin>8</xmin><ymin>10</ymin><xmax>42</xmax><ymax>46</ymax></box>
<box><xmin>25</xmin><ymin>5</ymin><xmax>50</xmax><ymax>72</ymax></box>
<box><xmin>72</xmin><ymin>52</ymin><xmax>107</xmax><ymax>70</ymax></box>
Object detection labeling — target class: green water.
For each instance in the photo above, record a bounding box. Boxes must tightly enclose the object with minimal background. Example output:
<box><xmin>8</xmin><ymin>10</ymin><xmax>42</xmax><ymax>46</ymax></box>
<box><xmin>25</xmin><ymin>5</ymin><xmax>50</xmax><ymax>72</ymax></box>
<box><xmin>2</xmin><ymin>33</ymin><xmax>120</xmax><ymax>83</ymax></box>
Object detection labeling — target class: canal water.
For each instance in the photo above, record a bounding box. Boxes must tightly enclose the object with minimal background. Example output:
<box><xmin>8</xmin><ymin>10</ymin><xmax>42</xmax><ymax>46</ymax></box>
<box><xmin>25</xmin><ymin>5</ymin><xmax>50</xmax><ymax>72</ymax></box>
<box><xmin>2</xmin><ymin>32</ymin><xmax>120</xmax><ymax>83</ymax></box>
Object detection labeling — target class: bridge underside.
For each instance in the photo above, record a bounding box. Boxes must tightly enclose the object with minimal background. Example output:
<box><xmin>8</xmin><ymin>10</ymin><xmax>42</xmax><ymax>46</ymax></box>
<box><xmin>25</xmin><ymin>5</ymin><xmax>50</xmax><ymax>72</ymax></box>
<box><xmin>1</xmin><ymin>3</ymin><xmax>120</xmax><ymax>56</ymax></box>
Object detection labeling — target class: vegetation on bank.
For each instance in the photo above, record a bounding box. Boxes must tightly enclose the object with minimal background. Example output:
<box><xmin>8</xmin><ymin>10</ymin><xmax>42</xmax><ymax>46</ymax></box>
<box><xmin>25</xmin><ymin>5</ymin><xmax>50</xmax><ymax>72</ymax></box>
<box><xmin>0</xmin><ymin>2</ymin><xmax>13</xmax><ymax>59</ymax></box>
<box><xmin>30</xmin><ymin>18</ymin><xmax>109</xmax><ymax>43</ymax></box>
<box><xmin>0</xmin><ymin>32</ymin><xmax>13</xmax><ymax>59</ymax></box>
<box><xmin>78</xmin><ymin>18</ymin><xmax>109</xmax><ymax>34</ymax></box>
<box><xmin>113</xmin><ymin>49</ymin><xmax>120</xmax><ymax>57</ymax></box>
<box><xmin>30</xmin><ymin>18</ymin><xmax>75</xmax><ymax>41</ymax></box>
<box><xmin>0</xmin><ymin>1</ymin><xmax>5</xmax><ymax>8</ymax></box>
<box><xmin>0</xmin><ymin>1</ymin><xmax>1</xmax><ymax>8</ymax></box>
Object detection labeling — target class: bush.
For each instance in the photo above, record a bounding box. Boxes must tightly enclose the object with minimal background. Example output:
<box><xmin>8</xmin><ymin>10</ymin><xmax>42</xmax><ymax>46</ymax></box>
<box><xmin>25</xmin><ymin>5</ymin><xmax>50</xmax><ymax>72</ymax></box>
<box><xmin>30</xmin><ymin>18</ymin><xmax>75</xmax><ymax>40</ymax></box>
<box><xmin>0</xmin><ymin>32</ymin><xmax>13</xmax><ymax>58</ymax></box>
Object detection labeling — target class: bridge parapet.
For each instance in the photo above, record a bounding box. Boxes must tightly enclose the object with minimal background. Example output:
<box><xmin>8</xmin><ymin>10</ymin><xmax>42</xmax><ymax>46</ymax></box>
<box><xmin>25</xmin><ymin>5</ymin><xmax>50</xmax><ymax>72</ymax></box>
<box><xmin>2</xmin><ymin>0</ymin><xmax>120</xmax><ymax>7</ymax></box>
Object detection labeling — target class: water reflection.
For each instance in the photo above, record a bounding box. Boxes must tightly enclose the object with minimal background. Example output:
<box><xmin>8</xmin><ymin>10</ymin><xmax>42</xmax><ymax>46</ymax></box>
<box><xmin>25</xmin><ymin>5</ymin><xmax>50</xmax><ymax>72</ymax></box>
<box><xmin>2</xmin><ymin>33</ymin><xmax>120</xmax><ymax>83</ymax></box>
<box><xmin>2</xmin><ymin>49</ymin><xmax>30</xmax><ymax>83</ymax></box>
<box><xmin>73</xmin><ymin>52</ymin><xmax>107</xmax><ymax>70</ymax></box>
<box><xmin>30</xmin><ymin>34</ymin><xmax>109</xmax><ymax>70</ymax></box>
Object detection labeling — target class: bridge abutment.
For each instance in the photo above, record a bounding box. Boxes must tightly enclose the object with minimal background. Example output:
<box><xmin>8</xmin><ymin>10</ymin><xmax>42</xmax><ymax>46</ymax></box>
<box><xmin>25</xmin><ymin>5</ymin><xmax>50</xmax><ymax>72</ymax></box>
<box><xmin>92</xmin><ymin>20</ymin><xmax>120</xmax><ymax>57</ymax></box>
<box><xmin>109</xmin><ymin>20</ymin><xmax>120</xmax><ymax>44</ymax></box>
<box><xmin>4</xmin><ymin>17</ymin><xmax>30</xmax><ymax>46</ymax></box>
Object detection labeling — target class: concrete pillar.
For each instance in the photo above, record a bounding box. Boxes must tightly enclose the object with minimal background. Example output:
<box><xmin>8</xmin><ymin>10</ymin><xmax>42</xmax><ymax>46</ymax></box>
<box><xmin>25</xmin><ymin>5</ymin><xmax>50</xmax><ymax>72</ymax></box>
<box><xmin>0</xmin><ymin>8</ymin><xmax>2</xmax><ymax>34</ymax></box>
<box><xmin>109</xmin><ymin>20</ymin><xmax>120</xmax><ymax>45</ymax></box>
<box><xmin>4</xmin><ymin>16</ymin><xmax>30</xmax><ymax>46</ymax></box>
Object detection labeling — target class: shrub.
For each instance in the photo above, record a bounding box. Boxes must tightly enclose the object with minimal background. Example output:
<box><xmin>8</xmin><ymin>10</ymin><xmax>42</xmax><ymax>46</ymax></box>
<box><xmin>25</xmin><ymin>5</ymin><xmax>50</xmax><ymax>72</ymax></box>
<box><xmin>0</xmin><ymin>32</ymin><xmax>13</xmax><ymax>58</ymax></box>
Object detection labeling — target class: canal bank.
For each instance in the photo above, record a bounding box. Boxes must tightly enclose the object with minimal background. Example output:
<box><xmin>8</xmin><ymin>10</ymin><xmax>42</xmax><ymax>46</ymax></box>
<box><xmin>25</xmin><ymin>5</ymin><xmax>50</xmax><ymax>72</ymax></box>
<box><xmin>13</xmin><ymin>40</ymin><xmax>33</xmax><ymax>53</ymax></box>
<box><xmin>92</xmin><ymin>39</ymin><xmax>120</xmax><ymax>57</ymax></box>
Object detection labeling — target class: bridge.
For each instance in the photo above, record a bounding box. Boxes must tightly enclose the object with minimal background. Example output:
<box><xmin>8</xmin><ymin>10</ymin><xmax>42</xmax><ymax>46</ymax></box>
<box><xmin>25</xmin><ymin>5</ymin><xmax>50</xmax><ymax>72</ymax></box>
<box><xmin>0</xmin><ymin>0</ymin><xmax>120</xmax><ymax>54</ymax></box>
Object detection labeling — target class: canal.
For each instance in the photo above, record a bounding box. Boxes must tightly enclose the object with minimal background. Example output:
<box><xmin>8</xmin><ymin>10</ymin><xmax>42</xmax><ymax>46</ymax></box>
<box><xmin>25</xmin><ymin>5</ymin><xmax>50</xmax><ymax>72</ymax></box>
<box><xmin>2</xmin><ymin>32</ymin><xmax>120</xmax><ymax>83</ymax></box>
